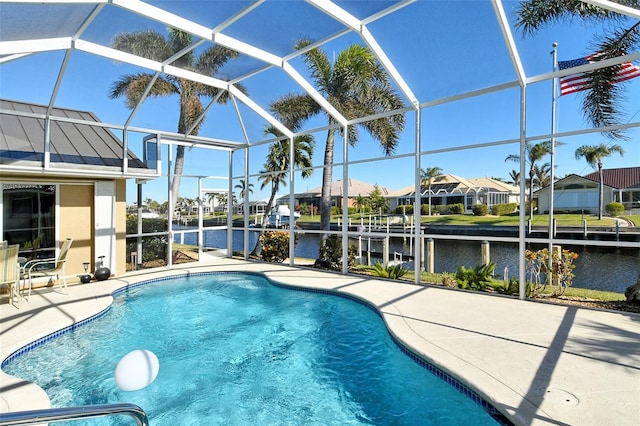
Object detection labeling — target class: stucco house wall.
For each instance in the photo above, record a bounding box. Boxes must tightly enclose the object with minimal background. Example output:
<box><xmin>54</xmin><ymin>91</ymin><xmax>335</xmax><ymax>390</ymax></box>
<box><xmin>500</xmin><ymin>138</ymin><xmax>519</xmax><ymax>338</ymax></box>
<box><xmin>536</xmin><ymin>174</ymin><xmax>614</xmax><ymax>214</ymax></box>
<box><xmin>1</xmin><ymin>99</ymin><xmax>151</xmax><ymax>290</ymax></box>
<box><xmin>1</xmin><ymin>176</ymin><xmax>128</xmax><ymax>289</ymax></box>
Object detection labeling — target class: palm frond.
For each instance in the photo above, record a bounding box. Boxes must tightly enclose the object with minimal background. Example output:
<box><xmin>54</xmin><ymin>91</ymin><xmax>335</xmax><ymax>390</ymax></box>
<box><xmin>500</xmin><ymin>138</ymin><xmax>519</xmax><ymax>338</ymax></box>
<box><xmin>112</xmin><ymin>29</ymin><xmax>173</xmax><ymax>61</ymax></box>
<box><xmin>575</xmin><ymin>143</ymin><xmax>625</xmax><ymax>168</ymax></box>
<box><xmin>581</xmin><ymin>67</ymin><xmax>627</xmax><ymax>139</ymax></box>
<box><xmin>271</xmin><ymin>93</ymin><xmax>321</xmax><ymax>130</ymax></box>
<box><xmin>178</xmin><ymin>86</ymin><xmax>205</xmax><ymax>134</ymax></box>
<box><xmin>505</xmin><ymin>154</ymin><xmax>520</xmax><ymax>164</ymax></box>
<box><xmin>196</xmin><ymin>45</ymin><xmax>240</xmax><ymax>75</ymax></box>
<box><xmin>109</xmin><ymin>73</ymin><xmax>177</xmax><ymax>108</ymax></box>
<box><xmin>296</xmin><ymin>38</ymin><xmax>333</xmax><ymax>94</ymax></box>
<box><xmin>516</xmin><ymin>2</ymin><xmax>639</xmax><ymax>139</ymax></box>
<box><xmin>167</xmin><ymin>28</ymin><xmax>195</xmax><ymax>68</ymax></box>
<box><xmin>359</xmin><ymin>116</ymin><xmax>403</xmax><ymax>155</ymax></box>
<box><xmin>581</xmin><ymin>22</ymin><xmax>640</xmax><ymax>138</ymax></box>
<box><xmin>515</xmin><ymin>0</ymin><xmax>626</xmax><ymax>36</ymax></box>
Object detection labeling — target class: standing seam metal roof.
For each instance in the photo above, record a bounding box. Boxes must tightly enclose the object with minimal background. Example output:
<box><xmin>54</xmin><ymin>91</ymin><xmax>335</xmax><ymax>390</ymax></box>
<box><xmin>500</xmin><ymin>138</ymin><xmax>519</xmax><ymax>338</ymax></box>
<box><xmin>0</xmin><ymin>99</ymin><xmax>147</xmax><ymax>169</ymax></box>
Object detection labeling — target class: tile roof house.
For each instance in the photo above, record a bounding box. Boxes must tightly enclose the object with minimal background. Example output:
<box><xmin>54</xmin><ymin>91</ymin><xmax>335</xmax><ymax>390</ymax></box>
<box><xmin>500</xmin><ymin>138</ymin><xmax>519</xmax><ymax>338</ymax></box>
<box><xmin>535</xmin><ymin>167</ymin><xmax>640</xmax><ymax>214</ymax></box>
<box><xmin>1</xmin><ymin>99</ymin><xmax>156</xmax><ymax>288</ymax></box>
<box><xmin>394</xmin><ymin>174</ymin><xmax>521</xmax><ymax>212</ymax></box>
<box><xmin>277</xmin><ymin>179</ymin><xmax>392</xmax><ymax>210</ymax></box>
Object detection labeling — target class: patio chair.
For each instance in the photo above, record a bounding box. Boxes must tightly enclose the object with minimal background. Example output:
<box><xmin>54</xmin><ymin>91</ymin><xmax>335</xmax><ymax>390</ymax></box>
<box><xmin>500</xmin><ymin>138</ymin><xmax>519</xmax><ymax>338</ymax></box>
<box><xmin>22</xmin><ymin>238</ymin><xmax>72</xmax><ymax>299</ymax></box>
<box><xmin>1</xmin><ymin>244</ymin><xmax>21</xmax><ymax>307</ymax></box>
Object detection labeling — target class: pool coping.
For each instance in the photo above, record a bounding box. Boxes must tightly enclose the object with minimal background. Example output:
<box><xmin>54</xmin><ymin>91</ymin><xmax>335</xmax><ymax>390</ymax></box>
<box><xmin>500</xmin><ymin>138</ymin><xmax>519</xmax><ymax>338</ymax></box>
<box><xmin>1</xmin><ymin>258</ymin><xmax>639</xmax><ymax>425</ymax></box>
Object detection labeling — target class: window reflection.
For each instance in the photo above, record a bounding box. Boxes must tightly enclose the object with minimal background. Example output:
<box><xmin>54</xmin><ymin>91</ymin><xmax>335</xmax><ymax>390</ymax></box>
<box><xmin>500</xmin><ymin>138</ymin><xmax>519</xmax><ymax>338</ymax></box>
<box><xmin>2</xmin><ymin>184</ymin><xmax>56</xmax><ymax>258</ymax></box>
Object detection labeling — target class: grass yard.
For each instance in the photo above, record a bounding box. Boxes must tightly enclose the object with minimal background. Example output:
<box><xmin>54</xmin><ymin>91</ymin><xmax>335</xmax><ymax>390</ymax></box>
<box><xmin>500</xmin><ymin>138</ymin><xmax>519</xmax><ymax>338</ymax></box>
<box><xmin>294</xmin><ymin>213</ymin><xmax>639</xmax><ymax>227</ymax></box>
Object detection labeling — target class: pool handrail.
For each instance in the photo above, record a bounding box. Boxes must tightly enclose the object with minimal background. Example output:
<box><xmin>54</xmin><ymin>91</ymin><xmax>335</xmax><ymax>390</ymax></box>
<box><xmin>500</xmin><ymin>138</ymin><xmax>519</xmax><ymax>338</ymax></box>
<box><xmin>0</xmin><ymin>403</ymin><xmax>149</xmax><ymax>426</ymax></box>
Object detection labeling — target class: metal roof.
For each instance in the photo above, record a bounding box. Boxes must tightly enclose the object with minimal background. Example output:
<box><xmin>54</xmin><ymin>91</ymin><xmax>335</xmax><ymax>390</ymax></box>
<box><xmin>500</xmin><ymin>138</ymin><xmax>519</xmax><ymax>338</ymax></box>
<box><xmin>0</xmin><ymin>98</ymin><xmax>153</xmax><ymax>177</ymax></box>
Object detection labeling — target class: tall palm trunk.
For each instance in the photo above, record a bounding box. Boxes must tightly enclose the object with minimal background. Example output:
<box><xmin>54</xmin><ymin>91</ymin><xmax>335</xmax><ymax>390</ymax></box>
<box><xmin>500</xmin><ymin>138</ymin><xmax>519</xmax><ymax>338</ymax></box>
<box><xmin>529</xmin><ymin>169</ymin><xmax>535</xmax><ymax>219</ymax></box>
<box><xmin>171</xmin><ymin>145</ymin><xmax>186</xmax><ymax>215</ymax></box>
<box><xmin>172</xmin><ymin>87</ymin><xmax>194</xmax><ymax>215</ymax></box>
<box><xmin>249</xmin><ymin>184</ymin><xmax>278</xmax><ymax>257</ymax></box>
<box><xmin>598</xmin><ymin>161</ymin><xmax>604</xmax><ymax>220</ymax></box>
<box><xmin>262</xmin><ymin>189</ymin><xmax>278</xmax><ymax>227</ymax></box>
<box><xmin>320</xmin><ymin>127</ymin><xmax>336</xmax><ymax>236</ymax></box>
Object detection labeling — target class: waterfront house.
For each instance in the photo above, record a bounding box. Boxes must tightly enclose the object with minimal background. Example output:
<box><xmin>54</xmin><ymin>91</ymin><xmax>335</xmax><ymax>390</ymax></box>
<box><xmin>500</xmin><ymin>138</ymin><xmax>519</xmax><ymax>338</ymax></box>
<box><xmin>535</xmin><ymin>167</ymin><xmax>640</xmax><ymax>214</ymax></box>
<box><xmin>277</xmin><ymin>179</ymin><xmax>393</xmax><ymax>211</ymax></box>
<box><xmin>394</xmin><ymin>174</ymin><xmax>521</xmax><ymax>213</ymax></box>
<box><xmin>0</xmin><ymin>99</ymin><xmax>156</xmax><ymax>288</ymax></box>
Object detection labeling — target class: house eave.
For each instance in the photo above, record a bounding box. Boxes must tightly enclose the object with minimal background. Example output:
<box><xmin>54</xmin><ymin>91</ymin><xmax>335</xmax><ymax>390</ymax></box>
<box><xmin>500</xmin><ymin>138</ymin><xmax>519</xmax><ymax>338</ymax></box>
<box><xmin>0</xmin><ymin>162</ymin><xmax>159</xmax><ymax>180</ymax></box>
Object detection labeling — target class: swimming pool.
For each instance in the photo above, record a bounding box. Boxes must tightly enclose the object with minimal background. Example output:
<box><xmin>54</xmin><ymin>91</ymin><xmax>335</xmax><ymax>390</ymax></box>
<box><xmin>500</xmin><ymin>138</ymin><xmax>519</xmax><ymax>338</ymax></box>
<box><xmin>4</xmin><ymin>273</ymin><xmax>505</xmax><ymax>425</ymax></box>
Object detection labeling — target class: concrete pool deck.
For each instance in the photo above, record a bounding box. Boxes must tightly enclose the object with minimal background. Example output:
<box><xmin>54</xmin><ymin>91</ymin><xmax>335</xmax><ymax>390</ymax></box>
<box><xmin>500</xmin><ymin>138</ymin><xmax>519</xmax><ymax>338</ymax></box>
<box><xmin>1</xmin><ymin>258</ymin><xmax>639</xmax><ymax>425</ymax></box>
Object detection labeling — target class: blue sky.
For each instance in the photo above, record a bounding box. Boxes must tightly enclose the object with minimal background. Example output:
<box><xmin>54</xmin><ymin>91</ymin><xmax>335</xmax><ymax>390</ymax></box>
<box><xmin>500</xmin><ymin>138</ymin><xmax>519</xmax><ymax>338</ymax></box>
<box><xmin>1</xmin><ymin>0</ymin><xmax>638</xmax><ymax>205</ymax></box>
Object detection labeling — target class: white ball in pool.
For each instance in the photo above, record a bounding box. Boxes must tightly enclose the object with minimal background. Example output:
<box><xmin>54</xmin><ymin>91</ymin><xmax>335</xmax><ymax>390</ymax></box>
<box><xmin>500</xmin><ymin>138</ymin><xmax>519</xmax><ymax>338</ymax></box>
<box><xmin>114</xmin><ymin>349</ymin><xmax>159</xmax><ymax>391</ymax></box>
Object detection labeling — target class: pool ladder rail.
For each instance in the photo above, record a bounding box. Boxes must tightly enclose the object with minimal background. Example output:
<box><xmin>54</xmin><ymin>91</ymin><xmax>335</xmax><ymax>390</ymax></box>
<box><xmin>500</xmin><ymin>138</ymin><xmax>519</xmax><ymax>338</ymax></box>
<box><xmin>0</xmin><ymin>403</ymin><xmax>149</xmax><ymax>426</ymax></box>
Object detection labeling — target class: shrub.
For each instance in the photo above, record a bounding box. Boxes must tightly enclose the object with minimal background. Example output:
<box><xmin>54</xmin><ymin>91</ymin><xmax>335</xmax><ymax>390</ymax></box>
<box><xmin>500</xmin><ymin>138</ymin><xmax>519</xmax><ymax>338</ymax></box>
<box><xmin>441</xmin><ymin>272</ymin><xmax>457</xmax><ymax>288</ymax></box>
<box><xmin>331</xmin><ymin>206</ymin><xmax>341</xmax><ymax>216</ymax></box>
<box><xmin>472</xmin><ymin>204</ymin><xmax>488</xmax><ymax>216</ymax></box>
<box><xmin>395</xmin><ymin>205</ymin><xmax>414</xmax><ymax>215</ymax></box>
<box><xmin>430</xmin><ymin>205</ymin><xmax>444</xmax><ymax>215</ymax></box>
<box><xmin>455</xmin><ymin>262</ymin><xmax>496</xmax><ymax>291</ymax></box>
<box><xmin>316</xmin><ymin>234</ymin><xmax>357</xmax><ymax>271</ymax></box>
<box><xmin>259</xmin><ymin>231</ymin><xmax>296</xmax><ymax>263</ymax></box>
<box><xmin>525</xmin><ymin>248</ymin><xmax>578</xmax><ymax>297</ymax></box>
<box><xmin>371</xmin><ymin>262</ymin><xmax>408</xmax><ymax>279</ymax></box>
<box><xmin>298</xmin><ymin>203</ymin><xmax>318</xmax><ymax>216</ymax></box>
<box><xmin>491</xmin><ymin>203</ymin><xmax>517</xmax><ymax>216</ymax></box>
<box><xmin>126</xmin><ymin>216</ymin><xmax>168</xmax><ymax>263</ymax></box>
<box><xmin>495</xmin><ymin>276</ymin><xmax>519</xmax><ymax>295</ymax></box>
<box><xmin>448</xmin><ymin>203</ymin><xmax>465</xmax><ymax>214</ymax></box>
<box><xmin>605</xmin><ymin>202</ymin><xmax>624</xmax><ymax>217</ymax></box>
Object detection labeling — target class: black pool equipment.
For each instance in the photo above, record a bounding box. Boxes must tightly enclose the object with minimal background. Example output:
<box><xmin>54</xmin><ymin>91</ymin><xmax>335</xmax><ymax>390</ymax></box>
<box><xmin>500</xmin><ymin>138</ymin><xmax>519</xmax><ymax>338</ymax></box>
<box><xmin>79</xmin><ymin>262</ymin><xmax>92</xmax><ymax>283</ymax></box>
<box><xmin>95</xmin><ymin>256</ymin><xmax>111</xmax><ymax>281</ymax></box>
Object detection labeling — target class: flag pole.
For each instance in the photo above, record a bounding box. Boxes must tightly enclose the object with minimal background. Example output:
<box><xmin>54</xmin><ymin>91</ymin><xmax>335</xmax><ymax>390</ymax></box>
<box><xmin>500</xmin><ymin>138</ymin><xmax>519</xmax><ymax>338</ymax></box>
<box><xmin>549</xmin><ymin>43</ymin><xmax>558</xmax><ymax>261</ymax></box>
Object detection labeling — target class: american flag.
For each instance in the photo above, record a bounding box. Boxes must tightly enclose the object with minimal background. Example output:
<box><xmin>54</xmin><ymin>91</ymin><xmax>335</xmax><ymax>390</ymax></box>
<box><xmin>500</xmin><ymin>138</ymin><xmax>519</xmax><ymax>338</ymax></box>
<box><xmin>558</xmin><ymin>53</ymin><xmax>640</xmax><ymax>96</ymax></box>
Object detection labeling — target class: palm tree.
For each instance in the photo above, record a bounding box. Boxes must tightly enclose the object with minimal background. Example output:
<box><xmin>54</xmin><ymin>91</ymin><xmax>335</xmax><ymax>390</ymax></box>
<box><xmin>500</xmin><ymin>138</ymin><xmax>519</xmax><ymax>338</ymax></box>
<box><xmin>420</xmin><ymin>167</ymin><xmax>444</xmax><ymax>216</ymax></box>
<box><xmin>216</xmin><ymin>193</ymin><xmax>228</xmax><ymax>213</ymax></box>
<box><xmin>575</xmin><ymin>143</ymin><xmax>625</xmax><ymax>219</ymax></box>
<box><xmin>270</xmin><ymin>39</ymin><xmax>405</xmax><ymax>236</ymax></box>
<box><xmin>234</xmin><ymin>179</ymin><xmax>254</xmax><ymax>209</ymax></box>
<box><xmin>509</xmin><ymin>169</ymin><xmax>521</xmax><ymax>186</ymax></box>
<box><xmin>505</xmin><ymin>140</ymin><xmax>552</xmax><ymax>219</ymax></box>
<box><xmin>249</xmin><ymin>127</ymin><xmax>314</xmax><ymax>255</ymax></box>
<box><xmin>258</xmin><ymin>126</ymin><xmax>315</xmax><ymax>228</ymax></box>
<box><xmin>516</xmin><ymin>1</ymin><xmax>640</xmax><ymax>139</ymax></box>
<box><xmin>353</xmin><ymin>194</ymin><xmax>369</xmax><ymax>215</ymax></box>
<box><xmin>532</xmin><ymin>162</ymin><xmax>552</xmax><ymax>190</ymax></box>
<box><xmin>110</xmin><ymin>28</ymin><xmax>243</xmax><ymax>211</ymax></box>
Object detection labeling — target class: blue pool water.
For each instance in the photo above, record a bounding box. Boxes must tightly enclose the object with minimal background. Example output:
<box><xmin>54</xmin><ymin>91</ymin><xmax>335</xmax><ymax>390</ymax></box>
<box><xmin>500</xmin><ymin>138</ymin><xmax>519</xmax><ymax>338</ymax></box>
<box><xmin>4</xmin><ymin>273</ymin><xmax>503</xmax><ymax>425</ymax></box>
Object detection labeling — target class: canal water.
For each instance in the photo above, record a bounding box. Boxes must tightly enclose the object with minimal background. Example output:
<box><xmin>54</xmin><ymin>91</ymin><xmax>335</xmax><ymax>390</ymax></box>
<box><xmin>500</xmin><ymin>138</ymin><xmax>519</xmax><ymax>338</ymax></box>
<box><xmin>173</xmin><ymin>226</ymin><xmax>639</xmax><ymax>294</ymax></box>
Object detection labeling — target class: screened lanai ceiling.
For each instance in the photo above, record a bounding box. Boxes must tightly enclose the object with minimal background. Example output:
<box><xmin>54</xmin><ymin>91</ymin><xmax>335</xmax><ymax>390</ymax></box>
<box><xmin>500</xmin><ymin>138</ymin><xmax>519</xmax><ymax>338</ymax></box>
<box><xmin>1</xmin><ymin>0</ymin><xmax>639</xmax><ymax>160</ymax></box>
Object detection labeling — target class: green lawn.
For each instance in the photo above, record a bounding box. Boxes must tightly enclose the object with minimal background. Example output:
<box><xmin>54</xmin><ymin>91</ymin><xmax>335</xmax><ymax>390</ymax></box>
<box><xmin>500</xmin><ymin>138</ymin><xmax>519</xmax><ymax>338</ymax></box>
<box><xmin>621</xmin><ymin>214</ymin><xmax>640</xmax><ymax>226</ymax></box>
<box><xmin>422</xmin><ymin>213</ymin><xmax>620</xmax><ymax>227</ymax></box>
<box><xmin>294</xmin><ymin>213</ymin><xmax>640</xmax><ymax>227</ymax></box>
<box><xmin>350</xmin><ymin>266</ymin><xmax>627</xmax><ymax>301</ymax></box>
<box><xmin>200</xmin><ymin>212</ymin><xmax>639</xmax><ymax>228</ymax></box>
